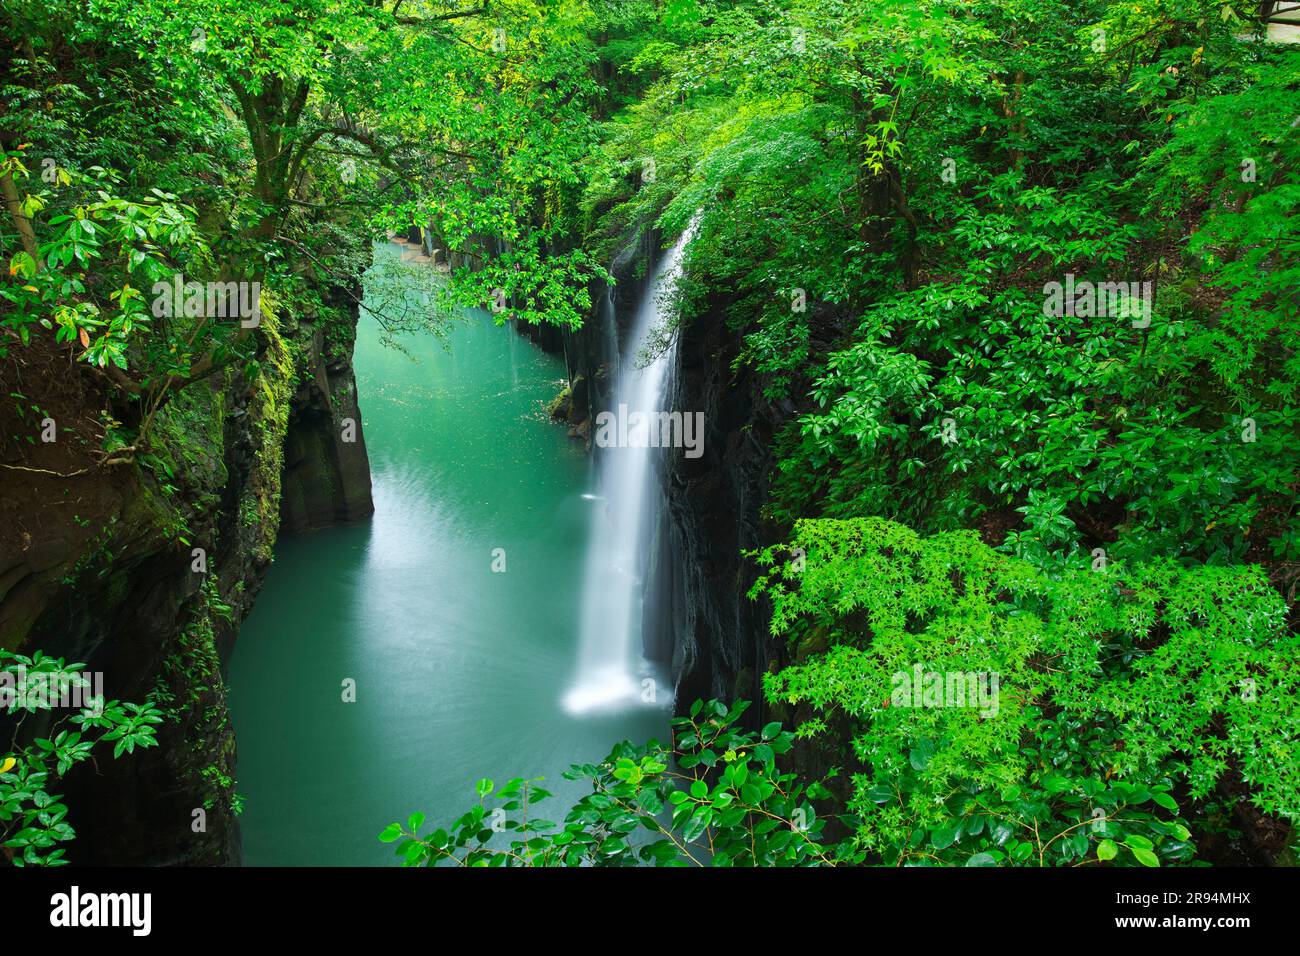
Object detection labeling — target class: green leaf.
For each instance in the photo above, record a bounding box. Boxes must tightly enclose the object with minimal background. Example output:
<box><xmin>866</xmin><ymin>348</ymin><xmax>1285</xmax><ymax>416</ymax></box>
<box><xmin>681</xmin><ymin>805</ymin><xmax>711</xmax><ymax>843</ymax></box>
<box><xmin>909</xmin><ymin>740</ymin><xmax>936</xmax><ymax>772</ymax></box>
<box><xmin>1129</xmin><ymin>845</ymin><xmax>1160</xmax><ymax>867</ymax></box>
<box><xmin>1152</xmin><ymin>792</ymin><xmax>1178</xmax><ymax>811</ymax></box>
<box><xmin>930</xmin><ymin>824</ymin><xmax>959</xmax><ymax>851</ymax></box>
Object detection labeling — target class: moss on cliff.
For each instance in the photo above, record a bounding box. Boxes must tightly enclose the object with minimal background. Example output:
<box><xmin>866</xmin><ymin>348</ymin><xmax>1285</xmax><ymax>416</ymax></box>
<box><xmin>152</xmin><ymin>378</ymin><xmax>228</xmax><ymax>513</ymax></box>
<box><xmin>153</xmin><ymin>575</ymin><xmax>242</xmax><ymax>821</ymax></box>
<box><xmin>243</xmin><ymin>298</ymin><xmax>294</xmax><ymax>565</ymax></box>
<box><xmin>4</xmin><ymin>276</ymin><xmax>368</xmax><ymax>863</ymax></box>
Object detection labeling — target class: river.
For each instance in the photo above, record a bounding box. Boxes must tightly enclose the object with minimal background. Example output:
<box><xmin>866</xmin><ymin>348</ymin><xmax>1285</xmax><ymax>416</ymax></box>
<box><xmin>229</xmin><ymin>242</ymin><xmax>669</xmax><ymax>866</ymax></box>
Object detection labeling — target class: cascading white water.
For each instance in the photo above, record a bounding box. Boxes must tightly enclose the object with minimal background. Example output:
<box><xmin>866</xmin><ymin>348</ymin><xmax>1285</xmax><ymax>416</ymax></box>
<box><xmin>563</xmin><ymin>221</ymin><xmax>698</xmax><ymax>715</ymax></box>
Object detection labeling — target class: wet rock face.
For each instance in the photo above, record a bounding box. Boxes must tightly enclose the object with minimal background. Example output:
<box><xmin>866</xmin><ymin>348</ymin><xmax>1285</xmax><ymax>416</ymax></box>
<box><xmin>279</xmin><ymin>302</ymin><xmax>375</xmax><ymax>533</ymax></box>
<box><xmin>557</xmin><ymin>231</ymin><xmax>657</xmax><ymax>448</ymax></box>
<box><xmin>661</xmin><ymin>293</ymin><xmax>790</xmax><ymax>715</ymax></box>
<box><xmin>10</xmin><ymin>379</ymin><xmax>262</xmax><ymax>866</ymax></box>
<box><xmin>52</xmin><ymin>545</ymin><xmax>242</xmax><ymax>867</ymax></box>
<box><xmin>659</xmin><ymin>297</ymin><xmax>850</xmax><ymax>719</ymax></box>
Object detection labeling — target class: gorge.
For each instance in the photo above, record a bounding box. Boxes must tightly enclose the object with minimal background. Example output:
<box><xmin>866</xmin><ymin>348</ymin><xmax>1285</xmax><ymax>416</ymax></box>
<box><xmin>2</xmin><ymin>0</ymin><xmax>1296</xmax><ymax>878</ymax></box>
<box><xmin>230</xmin><ymin>239</ymin><xmax>681</xmax><ymax>864</ymax></box>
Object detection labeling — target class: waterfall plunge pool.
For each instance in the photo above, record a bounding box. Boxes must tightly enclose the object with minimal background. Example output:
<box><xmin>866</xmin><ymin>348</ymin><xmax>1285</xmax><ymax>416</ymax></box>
<box><xmin>229</xmin><ymin>241</ymin><xmax>672</xmax><ymax>866</ymax></box>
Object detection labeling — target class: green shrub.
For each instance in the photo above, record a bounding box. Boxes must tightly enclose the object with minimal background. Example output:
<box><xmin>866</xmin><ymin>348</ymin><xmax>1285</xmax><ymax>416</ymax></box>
<box><xmin>0</xmin><ymin>650</ymin><xmax>164</xmax><ymax>866</ymax></box>
<box><xmin>749</xmin><ymin>517</ymin><xmax>1298</xmax><ymax>865</ymax></box>
<box><xmin>381</xmin><ymin>700</ymin><xmax>841</xmax><ymax>867</ymax></box>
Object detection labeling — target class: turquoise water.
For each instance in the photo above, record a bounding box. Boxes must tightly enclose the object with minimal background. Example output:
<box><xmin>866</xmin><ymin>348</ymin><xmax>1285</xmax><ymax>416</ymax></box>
<box><xmin>229</xmin><ymin>243</ymin><xmax>668</xmax><ymax>866</ymax></box>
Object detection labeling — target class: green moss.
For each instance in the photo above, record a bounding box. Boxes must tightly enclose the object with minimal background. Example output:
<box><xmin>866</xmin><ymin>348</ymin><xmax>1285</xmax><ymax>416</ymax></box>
<box><xmin>159</xmin><ymin>595</ymin><xmax>221</xmax><ymax>715</ymax></box>
<box><xmin>241</xmin><ymin>304</ymin><xmax>294</xmax><ymax>564</ymax></box>
<box><xmin>151</xmin><ymin>377</ymin><xmax>228</xmax><ymax>508</ymax></box>
<box><xmin>546</xmin><ymin>384</ymin><xmax>572</xmax><ymax>419</ymax></box>
<box><xmin>153</xmin><ymin>575</ymin><xmax>240</xmax><ymax>815</ymax></box>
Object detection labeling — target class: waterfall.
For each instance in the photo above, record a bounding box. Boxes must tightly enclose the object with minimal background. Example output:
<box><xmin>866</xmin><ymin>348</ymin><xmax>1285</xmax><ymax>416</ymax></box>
<box><xmin>563</xmin><ymin>221</ymin><xmax>698</xmax><ymax>715</ymax></box>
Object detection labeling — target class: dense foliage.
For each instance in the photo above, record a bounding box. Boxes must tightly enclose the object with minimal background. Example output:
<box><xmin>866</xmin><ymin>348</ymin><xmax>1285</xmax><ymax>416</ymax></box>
<box><xmin>403</xmin><ymin>517</ymin><xmax>1293</xmax><ymax>867</ymax></box>
<box><xmin>1</xmin><ymin>0</ymin><xmax>613</xmax><ymax>460</ymax></box>
<box><xmin>0</xmin><ymin>0</ymin><xmax>1293</xmax><ymax>867</ymax></box>
<box><xmin>585</xmin><ymin>0</ymin><xmax>1300</xmax><ymax>573</ymax></box>
<box><xmin>395</xmin><ymin>1</ymin><xmax>1296</xmax><ymax>867</ymax></box>
<box><xmin>751</xmin><ymin>517</ymin><xmax>1297</xmax><ymax>864</ymax></box>
<box><xmin>0</xmin><ymin>650</ymin><xmax>162</xmax><ymax>866</ymax></box>
<box><xmin>381</xmin><ymin>700</ymin><xmax>840</xmax><ymax>866</ymax></box>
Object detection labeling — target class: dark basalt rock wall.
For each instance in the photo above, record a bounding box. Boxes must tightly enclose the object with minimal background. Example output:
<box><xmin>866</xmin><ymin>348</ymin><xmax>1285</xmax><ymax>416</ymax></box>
<box><xmin>659</xmin><ymin>295</ymin><xmax>849</xmax><ymax>718</ymax></box>
<box><xmin>660</xmin><ymin>293</ymin><xmax>790</xmax><ymax>714</ymax></box>
<box><xmin>280</xmin><ymin>285</ymin><xmax>375</xmax><ymax>533</ymax></box>
<box><xmin>551</xmin><ymin>231</ymin><xmax>658</xmax><ymax>445</ymax></box>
